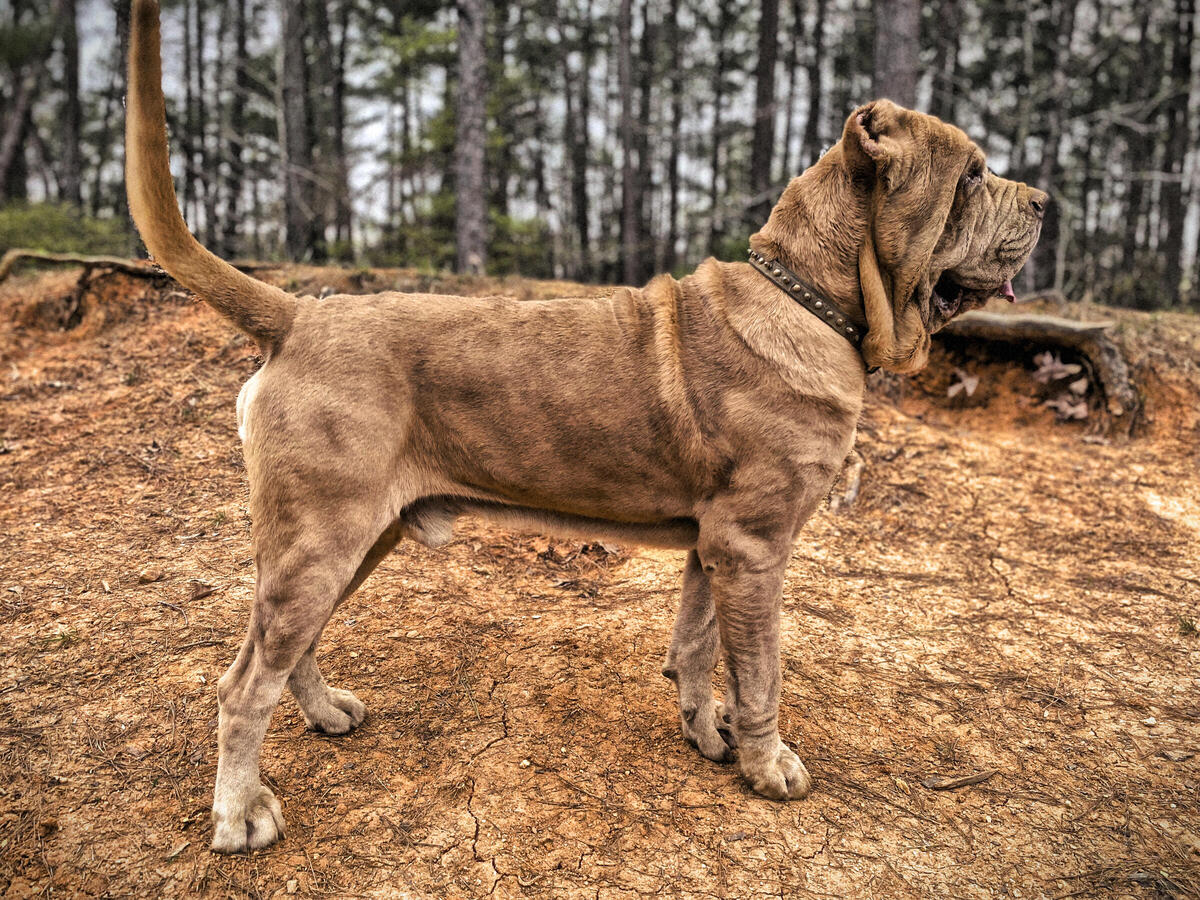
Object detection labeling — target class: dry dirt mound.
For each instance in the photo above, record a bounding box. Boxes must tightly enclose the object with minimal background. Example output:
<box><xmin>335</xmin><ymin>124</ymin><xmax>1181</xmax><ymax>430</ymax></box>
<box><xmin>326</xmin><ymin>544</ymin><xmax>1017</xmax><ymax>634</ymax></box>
<box><xmin>1</xmin><ymin>267</ymin><xmax>1197</xmax><ymax>899</ymax></box>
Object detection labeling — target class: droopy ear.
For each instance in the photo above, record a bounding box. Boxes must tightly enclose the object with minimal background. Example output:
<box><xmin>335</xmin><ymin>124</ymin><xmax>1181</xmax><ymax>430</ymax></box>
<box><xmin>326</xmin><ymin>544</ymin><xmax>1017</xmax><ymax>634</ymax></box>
<box><xmin>842</xmin><ymin>99</ymin><xmax>905</xmax><ymax>183</ymax></box>
<box><xmin>859</xmin><ymin>226</ymin><xmax>931</xmax><ymax>373</ymax></box>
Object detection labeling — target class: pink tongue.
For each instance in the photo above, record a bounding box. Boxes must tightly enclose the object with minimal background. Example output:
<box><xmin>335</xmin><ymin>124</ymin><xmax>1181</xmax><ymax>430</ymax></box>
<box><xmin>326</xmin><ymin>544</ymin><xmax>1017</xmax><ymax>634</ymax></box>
<box><xmin>1000</xmin><ymin>280</ymin><xmax>1016</xmax><ymax>302</ymax></box>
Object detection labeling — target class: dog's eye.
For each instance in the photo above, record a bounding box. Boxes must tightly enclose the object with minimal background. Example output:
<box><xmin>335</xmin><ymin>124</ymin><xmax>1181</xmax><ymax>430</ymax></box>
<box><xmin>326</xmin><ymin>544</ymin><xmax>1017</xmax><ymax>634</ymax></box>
<box><xmin>963</xmin><ymin>166</ymin><xmax>984</xmax><ymax>188</ymax></box>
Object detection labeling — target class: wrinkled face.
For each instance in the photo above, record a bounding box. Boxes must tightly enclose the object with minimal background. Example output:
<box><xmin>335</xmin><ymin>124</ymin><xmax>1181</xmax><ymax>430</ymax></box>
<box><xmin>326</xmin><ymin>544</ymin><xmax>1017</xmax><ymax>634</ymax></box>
<box><xmin>859</xmin><ymin>107</ymin><xmax>1047</xmax><ymax>334</ymax></box>
<box><xmin>752</xmin><ymin>100</ymin><xmax>1047</xmax><ymax>374</ymax></box>
<box><xmin>849</xmin><ymin>100</ymin><xmax>1046</xmax><ymax>355</ymax></box>
<box><xmin>923</xmin><ymin>138</ymin><xmax>1046</xmax><ymax>331</ymax></box>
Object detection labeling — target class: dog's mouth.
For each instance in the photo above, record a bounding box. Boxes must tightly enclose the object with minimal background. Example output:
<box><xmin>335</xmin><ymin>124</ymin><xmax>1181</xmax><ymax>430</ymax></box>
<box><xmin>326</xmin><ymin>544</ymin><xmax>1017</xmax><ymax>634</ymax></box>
<box><xmin>930</xmin><ymin>272</ymin><xmax>1015</xmax><ymax>324</ymax></box>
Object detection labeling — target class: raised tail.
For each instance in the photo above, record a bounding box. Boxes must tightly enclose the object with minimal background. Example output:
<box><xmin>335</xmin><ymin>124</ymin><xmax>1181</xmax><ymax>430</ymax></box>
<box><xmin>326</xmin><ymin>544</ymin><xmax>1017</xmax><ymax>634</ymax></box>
<box><xmin>125</xmin><ymin>0</ymin><xmax>296</xmax><ymax>347</ymax></box>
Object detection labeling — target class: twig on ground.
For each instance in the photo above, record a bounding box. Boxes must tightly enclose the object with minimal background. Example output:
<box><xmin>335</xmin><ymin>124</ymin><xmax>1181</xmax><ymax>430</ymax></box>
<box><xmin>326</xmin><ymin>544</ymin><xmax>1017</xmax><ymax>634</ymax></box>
<box><xmin>830</xmin><ymin>450</ymin><xmax>866</xmax><ymax>512</ymax></box>
<box><xmin>920</xmin><ymin>769</ymin><xmax>998</xmax><ymax>791</ymax></box>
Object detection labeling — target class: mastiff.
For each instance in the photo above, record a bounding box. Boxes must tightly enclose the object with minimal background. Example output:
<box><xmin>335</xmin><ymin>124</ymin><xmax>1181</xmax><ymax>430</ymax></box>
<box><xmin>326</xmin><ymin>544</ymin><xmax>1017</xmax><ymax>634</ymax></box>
<box><xmin>125</xmin><ymin>0</ymin><xmax>1044</xmax><ymax>853</ymax></box>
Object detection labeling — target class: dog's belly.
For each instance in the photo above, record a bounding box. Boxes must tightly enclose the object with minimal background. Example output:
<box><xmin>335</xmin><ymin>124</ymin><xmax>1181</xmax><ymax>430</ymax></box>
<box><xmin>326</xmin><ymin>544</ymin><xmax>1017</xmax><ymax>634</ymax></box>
<box><xmin>401</xmin><ymin>494</ymin><xmax>699</xmax><ymax>550</ymax></box>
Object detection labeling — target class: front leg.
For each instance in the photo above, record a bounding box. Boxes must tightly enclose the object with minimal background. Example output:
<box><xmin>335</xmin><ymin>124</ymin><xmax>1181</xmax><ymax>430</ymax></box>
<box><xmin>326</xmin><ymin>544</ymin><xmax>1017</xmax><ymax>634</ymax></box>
<box><xmin>698</xmin><ymin>513</ymin><xmax>811</xmax><ymax>800</ymax></box>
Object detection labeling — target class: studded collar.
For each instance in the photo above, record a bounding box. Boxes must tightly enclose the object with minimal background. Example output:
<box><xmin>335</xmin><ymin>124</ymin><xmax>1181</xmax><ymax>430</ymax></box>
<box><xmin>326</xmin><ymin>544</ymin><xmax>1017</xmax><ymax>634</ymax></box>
<box><xmin>746</xmin><ymin>249</ymin><xmax>865</xmax><ymax>350</ymax></box>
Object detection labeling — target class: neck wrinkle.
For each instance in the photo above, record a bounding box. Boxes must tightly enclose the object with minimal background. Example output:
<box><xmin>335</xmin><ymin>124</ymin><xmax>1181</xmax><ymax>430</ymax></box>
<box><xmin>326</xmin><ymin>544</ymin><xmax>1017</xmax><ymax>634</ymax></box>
<box><xmin>750</xmin><ymin>156</ymin><xmax>870</xmax><ymax>328</ymax></box>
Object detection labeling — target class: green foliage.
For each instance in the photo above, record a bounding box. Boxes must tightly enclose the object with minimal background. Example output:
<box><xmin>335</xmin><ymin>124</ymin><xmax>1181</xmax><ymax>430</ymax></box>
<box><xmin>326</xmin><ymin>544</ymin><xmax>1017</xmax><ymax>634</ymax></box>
<box><xmin>363</xmin><ymin>207</ymin><xmax>554</xmax><ymax>278</ymax></box>
<box><xmin>0</xmin><ymin>18</ymin><xmax>54</xmax><ymax>70</ymax></box>
<box><xmin>1108</xmin><ymin>256</ymin><xmax>1171</xmax><ymax>311</ymax></box>
<box><xmin>713</xmin><ymin>233</ymin><xmax>753</xmax><ymax>267</ymax></box>
<box><xmin>0</xmin><ymin>203</ymin><xmax>133</xmax><ymax>256</ymax></box>
<box><xmin>488</xmin><ymin>213</ymin><xmax>553</xmax><ymax>278</ymax></box>
<box><xmin>363</xmin><ymin>192</ymin><xmax>456</xmax><ymax>271</ymax></box>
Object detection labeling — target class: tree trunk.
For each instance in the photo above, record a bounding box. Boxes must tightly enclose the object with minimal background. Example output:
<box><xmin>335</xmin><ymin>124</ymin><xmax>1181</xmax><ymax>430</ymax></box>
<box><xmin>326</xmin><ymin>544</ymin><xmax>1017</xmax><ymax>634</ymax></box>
<box><xmin>455</xmin><ymin>0</ymin><xmax>488</xmax><ymax>274</ymax></box>
<box><xmin>306</xmin><ymin>0</ymin><xmax>337</xmax><ymax>258</ymax></box>
<box><xmin>780</xmin><ymin>0</ymin><xmax>801</xmax><ymax>179</ymax></box>
<box><xmin>928</xmin><ymin>0</ymin><xmax>961</xmax><ymax>120</ymax></box>
<box><xmin>331</xmin><ymin>0</ymin><xmax>354</xmax><ymax>254</ymax></box>
<box><xmin>182</xmin><ymin>0</ymin><xmax>196</xmax><ymax>221</ymax></box>
<box><xmin>1161</xmin><ymin>0</ymin><xmax>1195</xmax><ymax>304</ymax></box>
<box><xmin>490</xmin><ymin>1</ymin><xmax>513</xmax><ymax>219</ymax></box>
<box><xmin>561</xmin><ymin>1</ymin><xmax>595</xmax><ymax>280</ymax></box>
<box><xmin>1008</xmin><ymin>15</ymin><xmax>1035</xmax><ymax>178</ymax></box>
<box><xmin>577</xmin><ymin>0</ymin><xmax>594</xmax><ymax>279</ymax></box>
<box><xmin>1121</xmin><ymin>4</ymin><xmax>1157</xmax><ymax>271</ymax></box>
<box><xmin>635</xmin><ymin>0</ymin><xmax>656</xmax><ymax>280</ymax></box>
<box><xmin>708</xmin><ymin>0</ymin><xmax>734</xmax><ymax>255</ymax></box>
<box><xmin>1076</xmin><ymin>7</ymin><xmax>1105</xmax><ymax>295</ymax></box>
<box><xmin>0</xmin><ymin>73</ymin><xmax>37</xmax><ymax>200</ymax></box>
<box><xmin>664</xmin><ymin>0</ymin><xmax>683</xmax><ymax>271</ymax></box>
<box><xmin>872</xmin><ymin>0</ymin><xmax>919</xmax><ymax>107</ymax></box>
<box><xmin>801</xmin><ymin>0</ymin><xmax>827</xmax><ymax>168</ymax></box>
<box><xmin>60</xmin><ymin>0</ymin><xmax>83</xmax><ymax>208</ymax></box>
<box><xmin>749</xmin><ymin>0</ymin><xmax>780</xmax><ymax>225</ymax></box>
<box><xmin>1025</xmin><ymin>0</ymin><xmax>1078</xmax><ymax>293</ymax></box>
<box><xmin>221</xmin><ymin>0</ymin><xmax>248</xmax><ymax>257</ymax></box>
<box><xmin>113</xmin><ymin>0</ymin><xmax>132</xmax><ymax>229</ymax></box>
<box><xmin>196</xmin><ymin>0</ymin><xmax>218</xmax><ymax>247</ymax></box>
<box><xmin>279</xmin><ymin>0</ymin><xmax>321</xmax><ymax>261</ymax></box>
<box><xmin>618</xmin><ymin>0</ymin><xmax>639</xmax><ymax>283</ymax></box>
<box><xmin>531</xmin><ymin>88</ymin><xmax>552</xmax><ymax>232</ymax></box>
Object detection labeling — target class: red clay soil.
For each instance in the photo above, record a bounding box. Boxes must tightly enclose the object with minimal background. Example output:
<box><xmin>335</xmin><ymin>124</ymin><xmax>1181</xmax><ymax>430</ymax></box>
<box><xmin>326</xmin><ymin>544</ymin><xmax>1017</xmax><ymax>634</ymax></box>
<box><xmin>0</xmin><ymin>266</ymin><xmax>1197</xmax><ymax>899</ymax></box>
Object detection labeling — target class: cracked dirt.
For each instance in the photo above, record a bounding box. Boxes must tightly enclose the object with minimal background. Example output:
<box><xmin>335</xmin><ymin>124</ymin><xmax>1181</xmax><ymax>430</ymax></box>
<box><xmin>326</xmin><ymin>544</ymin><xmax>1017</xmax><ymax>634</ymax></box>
<box><xmin>1</xmin><ymin>266</ymin><xmax>1198</xmax><ymax>898</ymax></box>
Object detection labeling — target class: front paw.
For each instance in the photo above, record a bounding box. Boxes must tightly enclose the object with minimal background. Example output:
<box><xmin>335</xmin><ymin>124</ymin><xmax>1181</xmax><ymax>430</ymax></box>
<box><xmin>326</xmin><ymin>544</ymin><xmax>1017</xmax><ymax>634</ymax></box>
<box><xmin>211</xmin><ymin>782</ymin><xmax>285</xmax><ymax>853</ymax></box>
<box><xmin>739</xmin><ymin>741</ymin><xmax>812</xmax><ymax>800</ymax></box>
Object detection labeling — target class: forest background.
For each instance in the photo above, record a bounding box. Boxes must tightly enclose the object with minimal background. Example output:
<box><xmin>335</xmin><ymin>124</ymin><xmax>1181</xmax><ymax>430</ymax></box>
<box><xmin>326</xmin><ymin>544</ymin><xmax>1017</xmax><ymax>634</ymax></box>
<box><xmin>0</xmin><ymin>0</ymin><xmax>1197</xmax><ymax>309</ymax></box>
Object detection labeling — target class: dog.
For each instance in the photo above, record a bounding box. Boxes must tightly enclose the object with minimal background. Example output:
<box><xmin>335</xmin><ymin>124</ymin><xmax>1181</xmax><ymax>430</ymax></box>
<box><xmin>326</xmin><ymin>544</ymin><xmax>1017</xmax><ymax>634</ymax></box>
<box><xmin>125</xmin><ymin>0</ymin><xmax>1044</xmax><ymax>853</ymax></box>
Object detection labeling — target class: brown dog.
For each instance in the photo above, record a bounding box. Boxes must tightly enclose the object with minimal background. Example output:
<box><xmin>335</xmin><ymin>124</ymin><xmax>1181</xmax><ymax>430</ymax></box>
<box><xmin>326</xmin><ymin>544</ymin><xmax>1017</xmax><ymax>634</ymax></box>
<box><xmin>125</xmin><ymin>0</ymin><xmax>1044</xmax><ymax>853</ymax></box>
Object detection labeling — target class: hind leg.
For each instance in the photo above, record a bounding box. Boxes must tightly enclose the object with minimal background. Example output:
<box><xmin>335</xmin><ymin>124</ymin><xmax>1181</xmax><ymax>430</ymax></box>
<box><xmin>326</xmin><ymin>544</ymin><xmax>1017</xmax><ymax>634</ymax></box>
<box><xmin>663</xmin><ymin>550</ymin><xmax>736</xmax><ymax>762</ymax></box>
<box><xmin>211</xmin><ymin>516</ymin><xmax>388</xmax><ymax>854</ymax></box>
<box><xmin>287</xmin><ymin>641</ymin><xmax>367</xmax><ymax>735</ymax></box>
<box><xmin>286</xmin><ymin>522</ymin><xmax>406</xmax><ymax>735</ymax></box>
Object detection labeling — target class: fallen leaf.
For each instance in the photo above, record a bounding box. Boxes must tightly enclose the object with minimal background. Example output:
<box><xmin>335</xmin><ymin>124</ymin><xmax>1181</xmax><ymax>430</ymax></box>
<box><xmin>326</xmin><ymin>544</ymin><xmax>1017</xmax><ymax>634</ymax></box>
<box><xmin>188</xmin><ymin>583</ymin><xmax>215</xmax><ymax>601</ymax></box>
<box><xmin>1032</xmin><ymin>351</ymin><xmax>1083</xmax><ymax>384</ymax></box>
<box><xmin>947</xmin><ymin>368</ymin><xmax>980</xmax><ymax>399</ymax></box>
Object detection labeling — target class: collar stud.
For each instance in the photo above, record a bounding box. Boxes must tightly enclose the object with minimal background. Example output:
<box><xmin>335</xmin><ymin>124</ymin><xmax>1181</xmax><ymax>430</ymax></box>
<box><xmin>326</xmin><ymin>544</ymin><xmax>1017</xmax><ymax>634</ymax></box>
<box><xmin>745</xmin><ymin>247</ymin><xmax>865</xmax><ymax>351</ymax></box>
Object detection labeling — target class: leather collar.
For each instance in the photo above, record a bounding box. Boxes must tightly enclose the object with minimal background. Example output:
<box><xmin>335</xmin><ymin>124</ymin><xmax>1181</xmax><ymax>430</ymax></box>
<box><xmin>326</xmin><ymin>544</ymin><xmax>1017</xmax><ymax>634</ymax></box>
<box><xmin>746</xmin><ymin>248</ymin><xmax>866</xmax><ymax>351</ymax></box>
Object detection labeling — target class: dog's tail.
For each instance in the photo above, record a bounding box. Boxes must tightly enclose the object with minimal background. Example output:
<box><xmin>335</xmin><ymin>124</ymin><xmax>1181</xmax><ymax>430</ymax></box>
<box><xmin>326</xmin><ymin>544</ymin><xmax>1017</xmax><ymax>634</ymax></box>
<box><xmin>125</xmin><ymin>0</ymin><xmax>296</xmax><ymax>347</ymax></box>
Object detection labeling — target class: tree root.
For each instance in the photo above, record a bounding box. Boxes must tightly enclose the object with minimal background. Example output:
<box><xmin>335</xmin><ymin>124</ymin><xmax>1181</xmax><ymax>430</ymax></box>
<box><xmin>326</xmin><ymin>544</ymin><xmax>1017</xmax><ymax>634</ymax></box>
<box><xmin>0</xmin><ymin>249</ymin><xmax>163</xmax><ymax>283</ymax></box>
<box><xmin>938</xmin><ymin>311</ymin><xmax>1140</xmax><ymax>435</ymax></box>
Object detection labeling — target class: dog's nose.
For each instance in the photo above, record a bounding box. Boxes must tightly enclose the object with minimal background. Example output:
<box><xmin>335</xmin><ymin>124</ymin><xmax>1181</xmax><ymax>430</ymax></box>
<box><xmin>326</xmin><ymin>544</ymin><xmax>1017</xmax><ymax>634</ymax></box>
<box><xmin>1029</xmin><ymin>189</ymin><xmax>1049</xmax><ymax>219</ymax></box>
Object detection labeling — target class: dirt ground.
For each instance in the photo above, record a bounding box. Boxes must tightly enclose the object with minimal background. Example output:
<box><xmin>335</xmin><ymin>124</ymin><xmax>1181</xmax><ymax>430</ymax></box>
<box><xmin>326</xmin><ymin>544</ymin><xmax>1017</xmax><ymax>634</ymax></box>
<box><xmin>1</xmin><ymin>264</ymin><xmax>1198</xmax><ymax>899</ymax></box>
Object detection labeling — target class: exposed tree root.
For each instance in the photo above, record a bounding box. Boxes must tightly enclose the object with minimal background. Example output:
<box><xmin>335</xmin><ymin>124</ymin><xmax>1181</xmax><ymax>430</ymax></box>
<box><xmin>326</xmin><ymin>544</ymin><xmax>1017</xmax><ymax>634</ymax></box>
<box><xmin>0</xmin><ymin>249</ymin><xmax>162</xmax><ymax>282</ymax></box>
<box><xmin>938</xmin><ymin>311</ymin><xmax>1141</xmax><ymax>434</ymax></box>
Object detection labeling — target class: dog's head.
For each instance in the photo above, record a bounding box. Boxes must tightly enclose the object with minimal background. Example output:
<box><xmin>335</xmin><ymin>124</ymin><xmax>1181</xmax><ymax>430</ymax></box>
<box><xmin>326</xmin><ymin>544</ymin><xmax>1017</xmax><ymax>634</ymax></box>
<box><xmin>753</xmin><ymin>99</ymin><xmax>1045</xmax><ymax>374</ymax></box>
<box><xmin>845</xmin><ymin>100</ymin><xmax>1046</xmax><ymax>369</ymax></box>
